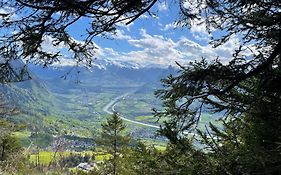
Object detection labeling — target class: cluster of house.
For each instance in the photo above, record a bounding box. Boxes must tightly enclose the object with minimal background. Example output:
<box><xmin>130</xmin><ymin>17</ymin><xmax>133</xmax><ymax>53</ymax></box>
<box><xmin>51</xmin><ymin>135</ymin><xmax>95</xmax><ymax>152</ymax></box>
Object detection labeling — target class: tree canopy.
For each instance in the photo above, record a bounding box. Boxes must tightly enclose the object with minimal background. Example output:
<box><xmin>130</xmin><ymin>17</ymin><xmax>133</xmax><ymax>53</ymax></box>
<box><xmin>0</xmin><ymin>0</ymin><xmax>158</xmax><ymax>67</ymax></box>
<box><xmin>154</xmin><ymin>1</ymin><xmax>281</xmax><ymax>174</ymax></box>
<box><xmin>154</xmin><ymin>0</ymin><xmax>281</xmax><ymax>142</ymax></box>
<box><xmin>97</xmin><ymin>112</ymin><xmax>130</xmax><ymax>175</ymax></box>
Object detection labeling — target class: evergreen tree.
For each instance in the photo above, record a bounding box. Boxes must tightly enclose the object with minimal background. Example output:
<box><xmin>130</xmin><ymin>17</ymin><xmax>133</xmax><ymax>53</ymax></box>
<box><xmin>0</xmin><ymin>119</ymin><xmax>28</xmax><ymax>174</ymax></box>
<box><xmin>0</xmin><ymin>85</ymin><xmax>28</xmax><ymax>173</ymax></box>
<box><xmin>124</xmin><ymin>141</ymin><xmax>161</xmax><ymax>175</ymax></box>
<box><xmin>0</xmin><ymin>120</ymin><xmax>21</xmax><ymax>161</ymax></box>
<box><xmin>153</xmin><ymin>1</ymin><xmax>281</xmax><ymax>174</ymax></box>
<box><xmin>97</xmin><ymin>112</ymin><xmax>130</xmax><ymax>175</ymax></box>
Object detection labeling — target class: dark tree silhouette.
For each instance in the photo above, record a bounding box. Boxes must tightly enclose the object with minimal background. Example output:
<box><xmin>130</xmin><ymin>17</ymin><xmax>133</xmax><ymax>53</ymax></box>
<box><xmin>155</xmin><ymin>0</ymin><xmax>281</xmax><ymax>141</ymax></box>
<box><xmin>0</xmin><ymin>0</ymin><xmax>158</xmax><ymax>67</ymax></box>
<box><xmin>154</xmin><ymin>1</ymin><xmax>281</xmax><ymax>174</ymax></box>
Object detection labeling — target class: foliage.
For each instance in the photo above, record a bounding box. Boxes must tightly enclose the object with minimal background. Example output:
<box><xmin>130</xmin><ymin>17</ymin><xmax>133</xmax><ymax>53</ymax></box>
<box><xmin>0</xmin><ymin>94</ymin><xmax>19</xmax><ymax>116</ymax></box>
<box><xmin>96</xmin><ymin>112</ymin><xmax>131</xmax><ymax>175</ymax></box>
<box><xmin>30</xmin><ymin>132</ymin><xmax>54</xmax><ymax>148</ymax></box>
<box><xmin>153</xmin><ymin>0</ymin><xmax>281</xmax><ymax>174</ymax></box>
<box><xmin>124</xmin><ymin>141</ymin><xmax>162</xmax><ymax>175</ymax></box>
<box><xmin>0</xmin><ymin>0</ymin><xmax>157</xmax><ymax>67</ymax></box>
<box><xmin>13</xmin><ymin>131</ymin><xmax>32</xmax><ymax>147</ymax></box>
<box><xmin>0</xmin><ymin>134</ymin><xmax>21</xmax><ymax>161</ymax></box>
<box><xmin>0</xmin><ymin>120</ymin><xmax>30</xmax><ymax>174</ymax></box>
<box><xmin>59</xmin><ymin>152</ymin><xmax>91</xmax><ymax>168</ymax></box>
<box><xmin>0</xmin><ymin>117</ymin><xmax>24</xmax><ymax>159</ymax></box>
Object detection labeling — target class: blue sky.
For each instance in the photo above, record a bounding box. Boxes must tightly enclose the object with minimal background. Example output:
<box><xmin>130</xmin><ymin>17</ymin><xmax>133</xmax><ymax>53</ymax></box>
<box><xmin>37</xmin><ymin>2</ymin><xmax>243</xmax><ymax>68</ymax></box>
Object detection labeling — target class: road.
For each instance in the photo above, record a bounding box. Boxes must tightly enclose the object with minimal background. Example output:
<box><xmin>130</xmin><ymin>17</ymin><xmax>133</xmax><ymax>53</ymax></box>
<box><xmin>102</xmin><ymin>92</ymin><xmax>206</xmax><ymax>139</ymax></box>
<box><xmin>102</xmin><ymin>92</ymin><xmax>160</xmax><ymax>129</ymax></box>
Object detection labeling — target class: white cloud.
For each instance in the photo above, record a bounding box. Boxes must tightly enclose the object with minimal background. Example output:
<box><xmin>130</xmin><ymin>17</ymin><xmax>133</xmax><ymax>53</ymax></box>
<box><xmin>105</xmin><ymin>30</ymin><xmax>243</xmax><ymax>68</ymax></box>
<box><xmin>52</xmin><ymin>57</ymin><xmax>77</xmax><ymax>67</ymax></box>
<box><xmin>0</xmin><ymin>6</ymin><xmax>18</xmax><ymax>20</ymax></box>
<box><xmin>115</xmin><ymin>16</ymin><xmax>135</xmax><ymax>31</ymax></box>
<box><xmin>190</xmin><ymin>20</ymin><xmax>208</xmax><ymax>34</ymax></box>
<box><xmin>50</xmin><ymin>30</ymin><xmax>245</xmax><ymax>69</ymax></box>
<box><xmin>111</xmin><ymin>29</ymin><xmax>132</xmax><ymax>40</ymax></box>
<box><xmin>189</xmin><ymin>19</ymin><xmax>211</xmax><ymax>41</ymax></box>
<box><xmin>96</xmin><ymin>29</ymin><xmax>212</xmax><ymax>68</ymax></box>
<box><xmin>212</xmin><ymin>35</ymin><xmax>241</xmax><ymax>63</ymax></box>
<box><xmin>41</xmin><ymin>36</ymin><xmax>65</xmax><ymax>53</ymax></box>
<box><xmin>128</xmin><ymin>29</ymin><xmax>174</xmax><ymax>49</ymax></box>
<box><xmin>41</xmin><ymin>36</ymin><xmax>102</xmax><ymax>67</ymax></box>
<box><xmin>0</xmin><ymin>8</ymin><xmax>8</xmax><ymax>14</ymax></box>
<box><xmin>139</xmin><ymin>14</ymin><xmax>149</xmax><ymax>19</ymax></box>
<box><xmin>162</xmin><ymin>22</ymin><xmax>178</xmax><ymax>31</ymax></box>
<box><xmin>176</xmin><ymin>37</ymin><xmax>215</xmax><ymax>58</ymax></box>
<box><xmin>157</xmin><ymin>2</ymin><xmax>168</xmax><ymax>11</ymax></box>
<box><xmin>182</xmin><ymin>1</ymin><xmax>206</xmax><ymax>15</ymax></box>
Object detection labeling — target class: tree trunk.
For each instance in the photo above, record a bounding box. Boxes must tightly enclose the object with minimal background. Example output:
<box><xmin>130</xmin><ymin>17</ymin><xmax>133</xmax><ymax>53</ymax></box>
<box><xmin>1</xmin><ymin>142</ymin><xmax>5</xmax><ymax>160</ymax></box>
<box><xmin>113</xmin><ymin>128</ymin><xmax>117</xmax><ymax>175</ymax></box>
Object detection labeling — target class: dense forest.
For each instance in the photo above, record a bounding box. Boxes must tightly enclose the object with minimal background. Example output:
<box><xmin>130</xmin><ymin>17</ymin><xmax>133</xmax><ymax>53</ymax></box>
<box><xmin>1</xmin><ymin>0</ymin><xmax>281</xmax><ymax>174</ymax></box>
